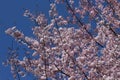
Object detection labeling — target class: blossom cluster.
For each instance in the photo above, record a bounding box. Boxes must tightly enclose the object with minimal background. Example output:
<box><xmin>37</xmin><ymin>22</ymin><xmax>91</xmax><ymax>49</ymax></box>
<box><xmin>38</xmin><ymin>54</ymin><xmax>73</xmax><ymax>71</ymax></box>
<box><xmin>4</xmin><ymin>0</ymin><xmax>120</xmax><ymax>80</ymax></box>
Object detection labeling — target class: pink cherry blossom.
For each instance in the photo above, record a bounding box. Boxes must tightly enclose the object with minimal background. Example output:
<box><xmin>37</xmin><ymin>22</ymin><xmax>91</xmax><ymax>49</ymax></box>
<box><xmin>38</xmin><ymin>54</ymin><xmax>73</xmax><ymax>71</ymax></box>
<box><xmin>4</xmin><ymin>0</ymin><xmax>120</xmax><ymax>80</ymax></box>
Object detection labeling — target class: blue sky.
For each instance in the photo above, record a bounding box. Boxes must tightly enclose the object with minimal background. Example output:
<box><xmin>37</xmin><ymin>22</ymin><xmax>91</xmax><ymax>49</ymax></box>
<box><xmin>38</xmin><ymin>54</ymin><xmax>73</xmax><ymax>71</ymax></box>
<box><xmin>0</xmin><ymin>0</ymin><xmax>50</xmax><ymax>80</ymax></box>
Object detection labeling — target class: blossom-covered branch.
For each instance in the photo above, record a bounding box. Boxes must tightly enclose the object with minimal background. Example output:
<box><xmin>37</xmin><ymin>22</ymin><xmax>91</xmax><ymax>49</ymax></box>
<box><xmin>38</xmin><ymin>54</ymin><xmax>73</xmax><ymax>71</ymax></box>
<box><xmin>4</xmin><ymin>0</ymin><xmax>120</xmax><ymax>80</ymax></box>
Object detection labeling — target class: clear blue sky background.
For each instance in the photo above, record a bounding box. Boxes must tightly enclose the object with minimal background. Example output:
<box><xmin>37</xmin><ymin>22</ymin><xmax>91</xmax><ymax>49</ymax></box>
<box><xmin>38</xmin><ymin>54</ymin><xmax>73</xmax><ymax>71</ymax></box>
<box><xmin>0</xmin><ymin>0</ymin><xmax>51</xmax><ymax>80</ymax></box>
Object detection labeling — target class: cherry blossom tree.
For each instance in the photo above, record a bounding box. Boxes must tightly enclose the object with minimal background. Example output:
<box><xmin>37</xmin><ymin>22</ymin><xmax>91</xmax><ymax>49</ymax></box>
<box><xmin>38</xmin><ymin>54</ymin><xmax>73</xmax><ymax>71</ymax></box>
<box><xmin>4</xmin><ymin>0</ymin><xmax>120</xmax><ymax>80</ymax></box>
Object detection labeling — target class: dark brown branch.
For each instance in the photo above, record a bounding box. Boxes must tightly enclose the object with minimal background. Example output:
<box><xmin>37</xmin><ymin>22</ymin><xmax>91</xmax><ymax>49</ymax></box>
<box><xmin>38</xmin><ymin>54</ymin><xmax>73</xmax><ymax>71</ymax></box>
<box><xmin>54</xmin><ymin>63</ymin><xmax>70</xmax><ymax>77</ymax></box>
<box><xmin>65</xmin><ymin>0</ymin><xmax>104</xmax><ymax>48</ymax></box>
